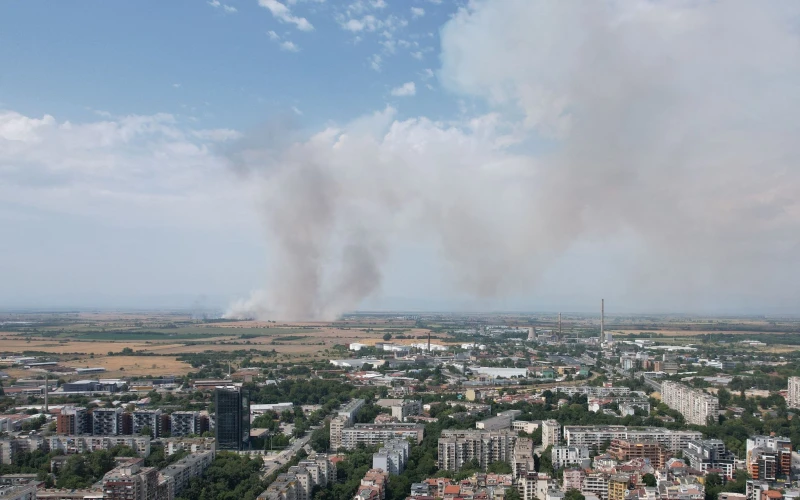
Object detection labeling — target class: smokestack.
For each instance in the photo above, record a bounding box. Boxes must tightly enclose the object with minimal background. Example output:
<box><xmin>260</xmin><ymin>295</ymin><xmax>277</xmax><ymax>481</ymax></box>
<box><xmin>601</xmin><ymin>299</ymin><xmax>605</xmax><ymax>342</ymax></box>
<box><xmin>558</xmin><ymin>313</ymin><xmax>562</xmax><ymax>337</ymax></box>
<box><xmin>428</xmin><ymin>331</ymin><xmax>431</xmax><ymax>353</ymax></box>
<box><xmin>44</xmin><ymin>373</ymin><xmax>49</xmax><ymax>413</ymax></box>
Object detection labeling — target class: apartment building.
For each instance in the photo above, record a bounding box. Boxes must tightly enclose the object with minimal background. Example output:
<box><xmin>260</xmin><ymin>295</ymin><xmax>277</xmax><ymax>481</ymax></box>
<box><xmin>0</xmin><ymin>483</ymin><xmax>36</xmax><ymax>500</ymax></box>
<box><xmin>563</xmin><ymin>469</ymin><xmax>586</xmax><ymax>491</ymax></box>
<box><xmin>57</xmin><ymin>407</ymin><xmax>89</xmax><ymax>435</ymax></box>
<box><xmin>787</xmin><ymin>377</ymin><xmax>800</xmax><ymax>409</ymax></box>
<box><xmin>746</xmin><ymin>436</ymin><xmax>792</xmax><ymax>481</ymax></box>
<box><xmin>542</xmin><ymin>420</ymin><xmax>561</xmax><ymax>446</ymax></box>
<box><xmin>513</xmin><ymin>420</ymin><xmax>542</xmax><ymax>434</ymax></box>
<box><xmin>132</xmin><ymin>409</ymin><xmax>162</xmax><ymax>438</ymax></box>
<box><xmin>438</xmin><ymin>429</ymin><xmax>517</xmax><ymax>471</ymax></box>
<box><xmin>329</xmin><ymin>415</ymin><xmax>348</xmax><ymax>452</ymax></box>
<box><xmin>92</xmin><ymin>408</ymin><xmax>123</xmax><ymax>436</ymax></box>
<box><xmin>170</xmin><ymin>411</ymin><xmax>199</xmax><ymax>437</ymax></box>
<box><xmin>660</xmin><ymin>381</ymin><xmax>719</xmax><ymax>426</ymax></box>
<box><xmin>161</xmin><ymin>451</ymin><xmax>215</xmax><ymax>497</ymax></box>
<box><xmin>337</xmin><ymin>399</ymin><xmax>365</xmax><ymax>425</ymax></box>
<box><xmin>340</xmin><ymin>423</ymin><xmax>424</xmax><ymax>450</ymax></box>
<box><xmin>390</xmin><ymin>400</ymin><xmax>422</xmax><ymax>422</ymax></box>
<box><xmin>684</xmin><ymin>439</ymin><xmax>736</xmax><ymax>478</ymax></box>
<box><xmin>519</xmin><ymin>472</ymin><xmax>558</xmax><ymax>500</ymax></box>
<box><xmin>564</xmin><ymin>426</ymin><xmax>702</xmax><ymax>452</ymax></box>
<box><xmin>512</xmin><ymin>438</ymin><xmax>536</xmax><ymax>479</ymax></box>
<box><xmin>47</xmin><ymin>435</ymin><xmax>151</xmax><ymax>457</ymax></box>
<box><xmin>582</xmin><ymin>472</ymin><xmax>611</xmax><ymax>500</ymax></box>
<box><xmin>258</xmin><ymin>474</ymin><xmax>298</xmax><ymax>500</ymax></box>
<box><xmin>372</xmin><ymin>439</ymin><xmax>410</xmax><ymax>475</ymax></box>
<box><xmin>552</xmin><ymin>446</ymin><xmax>590</xmax><ymax>469</ymax></box>
<box><xmin>102</xmin><ymin>459</ymin><xmax>159</xmax><ymax>500</ymax></box>
<box><xmin>608</xmin><ymin>474</ymin><xmax>630</xmax><ymax>500</ymax></box>
<box><xmin>608</xmin><ymin>439</ymin><xmax>664</xmax><ymax>468</ymax></box>
<box><xmin>163</xmin><ymin>437</ymin><xmax>216</xmax><ymax>456</ymax></box>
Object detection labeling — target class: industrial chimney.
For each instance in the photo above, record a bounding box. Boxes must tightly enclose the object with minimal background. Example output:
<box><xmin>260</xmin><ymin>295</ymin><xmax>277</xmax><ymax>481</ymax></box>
<box><xmin>558</xmin><ymin>313</ymin><xmax>562</xmax><ymax>337</ymax></box>
<box><xmin>601</xmin><ymin>299</ymin><xmax>605</xmax><ymax>342</ymax></box>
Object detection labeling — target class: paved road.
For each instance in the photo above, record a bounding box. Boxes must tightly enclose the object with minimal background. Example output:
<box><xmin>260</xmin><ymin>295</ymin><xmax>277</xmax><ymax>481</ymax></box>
<box><xmin>262</xmin><ymin>430</ymin><xmax>313</xmax><ymax>478</ymax></box>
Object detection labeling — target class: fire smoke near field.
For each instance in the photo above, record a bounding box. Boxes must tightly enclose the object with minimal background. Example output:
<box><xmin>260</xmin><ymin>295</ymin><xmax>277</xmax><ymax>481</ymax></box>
<box><xmin>225</xmin><ymin>1</ymin><xmax>800</xmax><ymax>320</ymax></box>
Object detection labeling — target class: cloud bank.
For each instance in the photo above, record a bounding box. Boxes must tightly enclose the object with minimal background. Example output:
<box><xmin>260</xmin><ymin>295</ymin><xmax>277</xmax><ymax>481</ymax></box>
<box><xmin>225</xmin><ymin>0</ymin><xmax>800</xmax><ymax>320</ymax></box>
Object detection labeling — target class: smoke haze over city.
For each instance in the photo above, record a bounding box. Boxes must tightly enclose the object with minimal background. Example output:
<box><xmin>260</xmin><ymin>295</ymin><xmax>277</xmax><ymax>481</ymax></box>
<box><xmin>1</xmin><ymin>1</ymin><xmax>799</xmax><ymax>317</ymax></box>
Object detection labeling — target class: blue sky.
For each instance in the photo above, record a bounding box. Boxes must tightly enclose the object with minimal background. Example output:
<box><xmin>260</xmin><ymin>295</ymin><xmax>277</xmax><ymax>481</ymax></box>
<box><xmin>2</xmin><ymin>1</ymin><xmax>800</xmax><ymax>317</ymax></box>
<box><xmin>0</xmin><ymin>0</ymin><xmax>459</xmax><ymax>130</ymax></box>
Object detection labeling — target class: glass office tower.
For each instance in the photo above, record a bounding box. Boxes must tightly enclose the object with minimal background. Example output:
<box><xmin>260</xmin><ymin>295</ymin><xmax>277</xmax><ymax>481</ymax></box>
<box><xmin>214</xmin><ymin>386</ymin><xmax>249</xmax><ymax>451</ymax></box>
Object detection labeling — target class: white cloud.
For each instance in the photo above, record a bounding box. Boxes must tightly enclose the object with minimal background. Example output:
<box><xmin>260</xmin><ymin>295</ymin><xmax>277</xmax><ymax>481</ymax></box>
<box><xmin>371</xmin><ymin>0</ymin><xmax>387</xmax><ymax>8</ymax></box>
<box><xmin>411</xmin><ymin>7</ymin><xmax>424</xmax><ymax>18</ymax></box>
<box><xmin>208</xmin><ymin>0</ymin><xmax>237</xmax><ymax>13</ymax></box>
<box><xmin>420</xmin><ymin>68</ymin><xmax>434</xmax><ymax>80</ymax></box>
<box><xmin>266</xmin><ymin>30</ymin><xmax>301</xmax><ymax>52</ymax></box>
<box><xmin>369</xmin><ymin>54</ymin><xmax>382</xmax><ymax>71</ymax></box>
<box><xmin>280</xmin><ymin>40</ymin><xmax>300</xmax><ymax>52</ymax></box>
<box><xmin>390</xmin><ymin>81</ymin><xmax>416</xmax><ymax>96</ymax></box>
<box><xmin>172</xmin><ymin>83</ymin><xmax>182</xmax><ymax>88</ymax></box>
<box><xmin>410</xmin><ymin>51</ymin><xmax>423</xmax><ymax>60</ymax></box>
<box><xmin>292</xmin><ymin>106</ymin><xmax>303</xmax><ymax>115</ymax></box>
<box><xmin>258</xmin><ymin>0</ymin><xmax>314</xmax><ymax>31</ymax></box>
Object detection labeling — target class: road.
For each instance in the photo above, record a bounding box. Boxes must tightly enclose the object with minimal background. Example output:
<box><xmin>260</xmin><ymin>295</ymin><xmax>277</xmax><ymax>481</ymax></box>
<box><xmin>261</xmin><ymin>427</ymin><xmax>317</xmax><ymax>478</ymax></box>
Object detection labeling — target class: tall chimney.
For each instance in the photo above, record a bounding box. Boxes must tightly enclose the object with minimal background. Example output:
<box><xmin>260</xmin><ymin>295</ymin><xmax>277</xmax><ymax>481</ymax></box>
<box><xmin>427</xmin><ymin>331</ymin><xmax>431</xmax><ymax>353</ymax></box>
<box><xmin>44</xmin><ymin>373</ymin><xmax>49</xmax><ymax>413</ymax></box>
<box><xmin>601</xmin><ymin>299</ymin><xmax>605</xmax><ymax>342</ymax></box>
<box><xmin>558</xmin><ymin>313</ymin><xmax>562</xmax><ymax>337</ymax></box>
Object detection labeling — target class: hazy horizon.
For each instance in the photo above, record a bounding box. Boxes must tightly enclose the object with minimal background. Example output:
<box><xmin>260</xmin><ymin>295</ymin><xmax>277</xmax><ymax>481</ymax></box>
<box><xmin>2</xmin><ymin>1</ymin><xmax>800</xmax><ymax>319</ymax></box>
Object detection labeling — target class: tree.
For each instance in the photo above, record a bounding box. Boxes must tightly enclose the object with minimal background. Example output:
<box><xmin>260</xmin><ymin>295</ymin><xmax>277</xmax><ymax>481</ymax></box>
<box><xmin>642</xmin><ymin>473</ymin><xmax>657</xmax><ymax>487</ymax></box>
<box><xmin>383</xmin><ymin>333</ymin><xmax>392</xmax><ymax>341</ymax></box>
<box><xmin>565</xmin><ymin>489</ymin><xmax>586</xmax><ymax>500</ymax></box>
<box><xmin>487</xmin><ymin>461</ymin><xmax>512</xmax><ymax>474</ymax></box>
<box><xmin>140</xmin><ymin>425</ymin><xmax>152</xmax><ymax>437</ymax></box>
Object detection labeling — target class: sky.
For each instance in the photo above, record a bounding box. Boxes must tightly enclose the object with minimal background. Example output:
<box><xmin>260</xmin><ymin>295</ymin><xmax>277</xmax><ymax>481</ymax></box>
<box><xmin>1</xmin><ymin>1</ymin><xmax>800</xmax><ymax>317</ymax></box>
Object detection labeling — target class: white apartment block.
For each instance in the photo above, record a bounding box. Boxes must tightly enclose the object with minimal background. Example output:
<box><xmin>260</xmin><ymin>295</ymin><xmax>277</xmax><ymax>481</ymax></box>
<box><xmin>47</xmin><ymin>435</ymin><xmax>151</xmax><ymax>457</ymax></box>
<box><xmin>564</xmin><ymin>426</ymin><xmax>702</xmax><ymax>452</ymax></box>
<box><xmin>390</xmin><ymin>400</ymin><xmax>422</xmax><ymax>422</ymax></box>
<box><xmin>372</xmin><ymin>439</ymin><xmax>409</xmax><ymax>475</ymax></box>
<box><xmin>552</xmin><ymin>446</ymin><xmax>590</xmax><ymax>468</ymax></box>
<box><xmin>513</xmin><ymin>421</ymin><xmax>542</xmax><ymax>434</ymax></box>
<box><xmin>787</xmin><ymin>377</ymin><xmax>800</xmax><ymax>409</ymax></box>
<box><xmin>438</xmin><ymin>429</ymin><xmax>517</xmax><ymax>471</ymax></box>
<box><xmin>329</xmin><ymin>415</ymin><xmax>348</xmax><ymax>452</ymax></box>
<box><xmin>542</xmin><ymin>420</ymin><xmax>561</xmax><ymax>446</ymax></box>
<box><xmin>660</xmin><ymin>381</ymin><xmax>719</xmax><ymax>426</ymax></box>
<box><xmin>340</xmin><ymin>423</ymin><xmax>424</xmax><ymax>450</ymax></box>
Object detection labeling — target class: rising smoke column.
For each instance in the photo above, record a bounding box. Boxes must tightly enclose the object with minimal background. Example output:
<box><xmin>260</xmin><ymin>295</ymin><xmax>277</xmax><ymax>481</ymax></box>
<box><xmin>226</xmin><ymin>1</ymin><xmax>800</xmax><ymax>320</ymax></box>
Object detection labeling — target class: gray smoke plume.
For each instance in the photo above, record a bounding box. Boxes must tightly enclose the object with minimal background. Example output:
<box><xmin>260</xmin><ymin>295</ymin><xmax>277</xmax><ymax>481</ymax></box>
<box><xmin>225</xmin><ymin>1</ymin><xmax>800</xmax><ymax>320</ymax></box>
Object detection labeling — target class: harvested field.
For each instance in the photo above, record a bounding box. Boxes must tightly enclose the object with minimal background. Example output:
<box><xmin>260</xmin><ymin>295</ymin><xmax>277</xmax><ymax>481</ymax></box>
<box><xmin>61</xmin><ymin>355</ymin><xmax>192</xmax><ymax>378</ymax></box>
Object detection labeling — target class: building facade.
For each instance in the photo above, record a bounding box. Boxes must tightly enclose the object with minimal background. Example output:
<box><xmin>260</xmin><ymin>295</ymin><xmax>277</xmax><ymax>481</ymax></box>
<box><xmin>438</xmin><ymin>429</ymin><xmax>517</xmax><ymax>471</ymax></box>
<box><xmin>214</xmin><ymin>386</ymin><xmax>250</xmax><ymax>451</ymax></box>
<box><xmin>660</xmin><ymin>381</ymin><xmax>719</xmax><ymax>426</ymax></box>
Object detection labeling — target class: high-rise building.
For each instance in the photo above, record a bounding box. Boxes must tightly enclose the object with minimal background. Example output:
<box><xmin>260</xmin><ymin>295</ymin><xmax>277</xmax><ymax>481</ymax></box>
<box><xmin>660</xmin><ymin>381</ymin><xmax>719</xmax><ymax>426</ymax></box>
<box><xmin>132</xmin><ymin>409</ymin><xmax>162</xmax><ymax>438</ymax></box>
<box><xmin>542</xmin><ymin>420</ymin><xmax>561</xmax><ymax>446</ymax></box>
<box><xmin>564</xmin><ymin>426</ymin><xmax>702</xmax><ymax>452</ymax></box>
<box><xmin>438</xmin><ymin>429</ymin><xmax>517</xmax><ymax>471</ymax></box>
<box><xmin>92</xmin><ymin>407</ymin><xmax>123</xmax><ymax>436</ymax></box>
<box><xmin>340</xmin><ymin>423</ymin><xmax>424</xmax><ymax>450</ymax></box>
<box><xmin>608</xmin><ymin>439</ymin><xmax>664</xmax><ymax>468</ymax></box>
<box><xmin>102</xmin><ymin>459</ymin><xmax>159</xmax><ymax>500</ymax></box>
<box><xmin>329</xmin><ymin>415</ymin><xmax>348</xmax><ymax>452</ymax></box>
<box><xmin>57</xmin><ymin>406</ymin><xmax>88</xmax><ymax>435</ymax></box>
<box><xmin>684</xmin><ymin>439</ymin><xmax>736</xmax><ymax>479</ymax></box>
<box><xmin>171</xmin><ymin>411</ymin><xmax>199</xmax><ymax>437</ymax></box>
<box><xmin>214</xmin><ymin>386</ymin><xmax>249</xmax><ymax>451</ymax></box>
<box><xmin>787</xmin><ymin>377</ymin><xmax>800</xmax><ymax>409</ymax></box>
<box><xmin>551</xmin><ymin>446</ymin><xmax>590</xmax><ymax>469</ymax></box>
<box><xmin>512</xmin><ymin>438</ymin><xmax>536</xmax><ymax>479</ymax></box>
<box><xmin>746</xmin><ymin>436</ymin><xmax>792</xmax><ymax>481</ymax></box>
<box><xmin>372</xmin><ymin>439</ymin><xmax>409</xmax><ymax>475</ymax></box>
